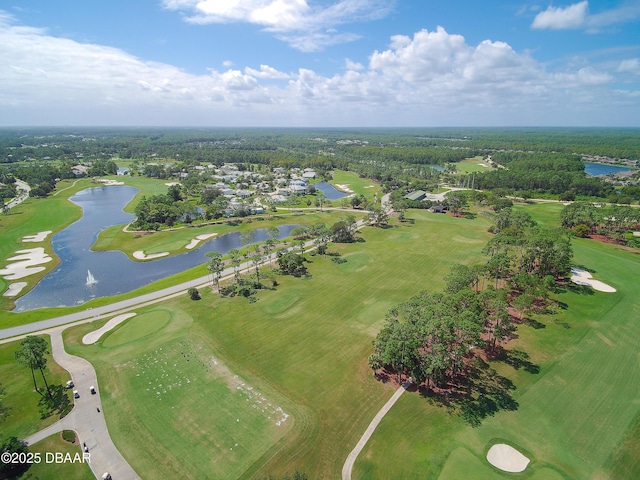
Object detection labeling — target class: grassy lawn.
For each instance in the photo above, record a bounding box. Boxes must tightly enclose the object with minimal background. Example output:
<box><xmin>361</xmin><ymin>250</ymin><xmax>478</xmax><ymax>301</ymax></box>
<box><xmin>353</xmin><ymin>204</ymin><xmax>640</xmax><ymax>479</ymax></box>
<box><xmin>17</xmin><ymin>433</ymin><xmax>93</xmax><ymax>480</ymax></box>
<box><xmin>0</xmin><ymin>179</ymin><xmax>91</xmax><ymax>311</ymax></box>
<box><xmin>92</xmin><ymin>210</ymin><xmax>358</xmax><ymax>259</ymax></box>
<box><xmin>455</xmin><ymin>156</ymin><xmax>493</xmax><ymax>173</ymax></box>
<box><xmin>64</xmin><ymin>307</ymin><xmax>294</xmax><ymax>480</ymax></box>
<box><xmin>61</xmin><ymin>208</ymin><xmax>493</xmax><ymax>479</ymax></box>
<box><xmin>0</xmin><ymin>336</ymin><xmax>72</xmax><ymax>439</ymax></box>
<box><xmin>10</xmin><ymin>198</ymin><xmax>639</xmax><ymax>479</ymax></box>
<box><xmin>0</xmin><ymin>175</ymin><xmax>170</xmax><ymax>313</ymax></box>
<box><xmin>330</xmin><ymin>170</ymin><xmax>381</xmax><ymax>201</ymax></box>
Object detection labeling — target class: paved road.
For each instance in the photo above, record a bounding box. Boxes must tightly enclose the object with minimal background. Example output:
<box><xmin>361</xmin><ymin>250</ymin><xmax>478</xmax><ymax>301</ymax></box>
<box><xmin>4</xmin><ymin>179</ymin><xmax>31</xmax><ymax>209</ymax></box>
<box><xmin>0</xmin><ymin>218</ymin><xmax>372</xmax><ymax>341</ymax></box>
<box><xmin>341</xmin><ymin>381</ymin><xmax>411</xmax><ymax>480</ymax></box>
<box><xmin>25</xmin><ymin>328</ymin><xmax>140</xmax><ymax>479</ymax></box>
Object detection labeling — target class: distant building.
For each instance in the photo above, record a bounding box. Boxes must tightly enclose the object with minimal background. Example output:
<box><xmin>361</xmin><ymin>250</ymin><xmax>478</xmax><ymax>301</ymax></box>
<box><xmin>404</xmin><ymin>190</ymin><xmax>427</xmax><ymax>201</ymax></box>
<box><xmin>431</xmin><ymin>205</ymin><xmax>447</xmax><ymax>213</ymax></box>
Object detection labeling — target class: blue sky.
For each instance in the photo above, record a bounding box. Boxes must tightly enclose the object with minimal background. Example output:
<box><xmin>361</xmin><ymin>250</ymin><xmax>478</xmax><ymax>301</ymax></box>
<box><xmin>1</xmin><ymin>0</ymin><xmax>639</xmax><ymax>126</ymax></box>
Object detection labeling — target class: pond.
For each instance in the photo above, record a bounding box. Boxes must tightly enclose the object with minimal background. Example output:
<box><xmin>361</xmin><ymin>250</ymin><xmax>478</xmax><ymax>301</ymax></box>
<box><xmin>584</xmin><ymin>162</ymin><xmax>632</xmax><ymax>176</ymax></box>
<box><xmin>15</xmin><ymin>186</ymin><xmax>299</xmax><ymax>311</ymax></box>
<box><xmin>314</xmin><ymin>181</ymin><xmax>348</xmax><ymax>200</ymax></box>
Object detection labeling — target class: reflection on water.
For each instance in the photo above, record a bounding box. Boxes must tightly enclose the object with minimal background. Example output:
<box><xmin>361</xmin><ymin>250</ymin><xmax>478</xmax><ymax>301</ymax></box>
<box><xmin>584</xmin><ymin>162</ymin><xmax>631</xmax><ymax>176</ymax></box>
<box><xmin>15</xmin><ymin>186</ymin><xmax>299</xmax><ymax>311</ymax></box>
<box><xmin>314</xmin><ymin>182</ymin><xmax>347</xmax><ymax>200</ymax></box>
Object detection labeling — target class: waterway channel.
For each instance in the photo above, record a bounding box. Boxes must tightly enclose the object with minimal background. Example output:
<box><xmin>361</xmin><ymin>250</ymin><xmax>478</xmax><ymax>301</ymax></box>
<box><xmin>15</xmin><ymin>186</ymin><xmax>299</xmax><ymax>311</ymax></box>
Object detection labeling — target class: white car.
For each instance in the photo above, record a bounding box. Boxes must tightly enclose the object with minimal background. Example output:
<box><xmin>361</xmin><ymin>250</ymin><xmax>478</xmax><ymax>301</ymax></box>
<box><xmin>73</xmin><ymin>390</ymin><xmax>79</xmax><ymax>399</ymax></box>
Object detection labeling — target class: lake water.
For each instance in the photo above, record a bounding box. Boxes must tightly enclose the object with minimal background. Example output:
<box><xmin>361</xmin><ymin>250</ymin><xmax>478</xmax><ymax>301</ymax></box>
<box><xmin>314</xmin><ymin>181</ymin><xmax>347</xmax><ymax>200</ymax></box>
<box><xmin>15</xmin><ymin>186</ymin><xmax>299</xmax><ymax>311</ymax></box>
<box><xmin>584</xmin><ymin>162</ymin><xmax>632</xmax><ymax>176</ymax></box>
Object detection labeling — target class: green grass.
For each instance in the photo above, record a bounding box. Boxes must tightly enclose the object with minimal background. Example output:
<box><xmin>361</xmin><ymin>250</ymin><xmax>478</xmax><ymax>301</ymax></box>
<box><xmin>455</xmin><ymin>156</ymin><xmax>493</xmax><ymax>173</ymax></box>
<box><xmin>92</xmin><ymin>209</ymin><xmax>359</xmax><ymax>259</ymax></box>
<box><xmin>10</xmin><ymin>200</ymin><xmax>640</xmax><ymax>479</ymax></box>
<box><xmin>330</xmin><ymin>170</ymin><xmax>382</xmax><ymax>201</ymax></box>
<box><xmin>0</xmin><ymin>175</ymin><xmax>172</xmax><ymax>312</ymax></box>
<box><xmin>0</xmin><ymin>336</ymin><xmax>72</xmax><ymax>440</ymax></box>
<box><xmin>64</xmin><ymin>306</ymin><xmax>293</xmax><ymax>480</ymax></box>
<box><xmin>18</xmin><ymin>433</ymin><xmax>93</xmax><ymax>480</ymax></box>
<box><xmin>60</xmin><ymin>208</ymin><xmax>494</xmax><ymax>479</ymax></box>
<box><xmin>353</xmin><ymin>204</ymin><xmax>640</xmax><ymax>479</ymax></box>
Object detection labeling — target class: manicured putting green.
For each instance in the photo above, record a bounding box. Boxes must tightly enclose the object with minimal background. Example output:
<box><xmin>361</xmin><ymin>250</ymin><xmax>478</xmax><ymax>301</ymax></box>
<box><xmin>102</xmin><ymin>310</ymin><xmax>171</xmax><ymax>347</ymax></box>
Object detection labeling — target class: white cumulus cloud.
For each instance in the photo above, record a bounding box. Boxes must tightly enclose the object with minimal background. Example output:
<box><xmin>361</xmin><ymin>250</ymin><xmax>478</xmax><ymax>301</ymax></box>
<box><xmin>532</xmin><ymin>1</ymin><xmax>588</xmax><ymax>30</ymax></box>
<box><xmin>0</xmin><ymin>12</ymin><xmax>637</xmax><ymax>126</ymax></box>
<box><xmin>532</xmin><ymin>1</ymin><xmax>640</xmax><ymax>31</ymax></box>
<box><xmin>162</xmin><ymin>0</ymin><xmax>393</xmax><ymax>51</ymax></box>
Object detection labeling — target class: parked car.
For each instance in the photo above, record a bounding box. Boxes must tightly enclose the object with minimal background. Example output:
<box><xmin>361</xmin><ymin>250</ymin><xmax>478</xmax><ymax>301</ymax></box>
<box><xmin>73</xmin><ymin>390</ymin><xmax>79</xmax><ymax>399</ymax></box>
<box><xmin>65</xmin><ymin>380</ymin><xmax>74</xmax><ymax>389</ymax></box>
<box><xmin>90</xmin><ymin>386</ymin><xmax>96</xmax><ymax>394</ymax></box>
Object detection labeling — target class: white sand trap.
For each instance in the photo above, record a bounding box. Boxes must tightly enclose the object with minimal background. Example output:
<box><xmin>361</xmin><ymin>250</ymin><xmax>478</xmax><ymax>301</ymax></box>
<box><xmin>570</xmin><ymin>267</ymin><xmax>616</xmax><ymax>293</ymax></box>
<box><xmin>22</xmin><ymin>231</ymin><xmax>53</xmax><ymax>242</ymax></box>
<box><xmin>82</xmin><ymin>313</ymin><xmax>137</xmax><ymax>344</ymax></box>
<box><xmin>335</xmin><ymin>184</ymin><xmax>355</xmax><ymax>194</ymax></box>
<box><xmin>97</xmin><ymin>179</ymin><xmax>124</xmax><ymax>186</ymax></box>
<box><xmin>0</xmin><ymin>247</ymin><xmax>52</xmax><ymax>280</ymax></box>
<box><xmin>165</xmin><ymin>182</ymin><xmax>181</xmax><ymax>186</ymax></box>
<box><xmin>3</xmin><ymin>282</ymin><xmax>28</xmax><ymax>297</ymax></box>
<box><xmin>133</xmin><ymin>250</ymin><xmax>169</xmax><ymax>260</ymax></box>
<box><xmin>185</xmin><ymin>233</ymin><xmax>218</xmax><ymax>249</ymax></box>
<box><xmin>633</xmin><ymin>231</ymin><xmax>640</xmax><ymax>237</ymax></box>
<box><xmin>487</xmin><ymin>444</ymin><xmax>530</xmax><ymax>473</ymax></box>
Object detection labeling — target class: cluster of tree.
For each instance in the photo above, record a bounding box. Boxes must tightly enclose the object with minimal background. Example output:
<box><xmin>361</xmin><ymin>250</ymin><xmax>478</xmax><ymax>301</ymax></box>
<box><xmin>560</xmin><ymin>202</ymin><xmax>640</xmax><ymax>245</ymax></box>
<box><xmin>370</xmin><ymin>207</ymin><xmax>571</xmax><ymax>399</ymax></box>
<box><xmin>6</xmin><ymin>164</ymin><xmax>74</xmax><ymax>197</ymax></box>
<box><xmin>87</xmin><ymin>159</ymin><xmax>118</xmax><ymax>177</ymax></box>
<box><xmin>476</xmin><ymin>152</ymin><xmax>613</xmax><ymax>198</ymax></box>
<box><xmin>0</xmin><ymin>170</ymin><xmax>16</xmax><ymax>201</ymax></box>
<box><xmin>330</xmin><ymin>215</ymin><xmax>358</xmax><ymax>243</ymax></box>
<box><xmin>132</xmin><ymin>192</ymin><xmax>187</xmax><ymax>230</ymax></box>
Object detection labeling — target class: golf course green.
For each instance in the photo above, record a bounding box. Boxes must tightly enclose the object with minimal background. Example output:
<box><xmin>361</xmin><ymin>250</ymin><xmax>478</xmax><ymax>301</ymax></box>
<box><xmin>4</xmin><ymin>195</ymin><xmax>639</xmax><ymax>479</ymax></box>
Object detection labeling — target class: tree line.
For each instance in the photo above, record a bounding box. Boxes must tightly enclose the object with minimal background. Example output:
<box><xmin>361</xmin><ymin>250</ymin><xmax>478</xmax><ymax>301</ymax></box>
<box><xmin>369</xmin><ymin>207</ymin><xmax>572</xmax><ymax>424</ymax></box>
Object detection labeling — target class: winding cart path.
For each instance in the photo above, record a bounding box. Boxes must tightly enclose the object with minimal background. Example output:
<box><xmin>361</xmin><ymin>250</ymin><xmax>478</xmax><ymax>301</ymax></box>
<box><xmin>341</xmin><ymin>380</ymin><xmax>411</xmax><ymax>480</ymax></box>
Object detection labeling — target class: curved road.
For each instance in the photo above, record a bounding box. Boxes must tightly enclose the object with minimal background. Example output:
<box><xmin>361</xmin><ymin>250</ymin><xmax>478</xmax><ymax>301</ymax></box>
<box><xmin>24</xmin><ymin>327</ymin><xmax>140</xmax><ymax>479</ymax></box>
<box><xmin>2</xmin><ymin>215</ymin><xmax>379</xmax><ymax>480</ymax></box>
<box><xmin>4</xmin><ymin>179</ymin><xmax>31</xmax><ymax>210</ymax></box>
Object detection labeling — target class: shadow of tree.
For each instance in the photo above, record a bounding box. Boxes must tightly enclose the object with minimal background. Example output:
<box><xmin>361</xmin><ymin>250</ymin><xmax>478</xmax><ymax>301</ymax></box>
<box><xmin>419</xmin><ymin>357</ymin><xmax>519</xmax><ymax>427</ymax></box>
<box><xmin>563</xmin><ymin>283</ymin><xmax>595</xmax><ymax>295</ymax></box>
<box><xmin>524</xmin><ymin>317</ymin><xmax>546</xmax><ymax>329</ymax></box>
<box><xmin>495</xmin><ymin>348</ymin><xmax>540</xmax><ymax>374</ymax></box>
<box><xmin>38</xmin><ymin>384</ymin><xmax>71</xmax><ymax>420</ymax></box>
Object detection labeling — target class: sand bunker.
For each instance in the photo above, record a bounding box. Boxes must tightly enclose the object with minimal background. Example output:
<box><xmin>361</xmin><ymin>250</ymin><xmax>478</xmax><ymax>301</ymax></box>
<box><xmin>82</xmin><ymin>313</ymin><xmax>137</xmax><ymax>344</ymax></box>
<box><xmin>633</xmin><ymin>231</ymin><xmax>640</xmax><ymax>237</ymax></box>
<box><xmin>335</xmin><ymin>184</ymin><xmax>355</xmax><ymax>194</ymax></box>
<box><xmin>3</xmin><ymin>282</ymin><xmax>28</xmax><ymax>297</ymax></box>
<box><xmin>487</xmin><ymin>444</ymin><xmax>530</xmax><ymax>473</ymax></box>
<box><xmin>185</xmin><ymin>233</ymin><xmax>218</xmax><ymax>250</ymax></box>
<box><xmin>133</xmin><ymin>250</ymin><xmax>169</xmax><ymax>260</ymax></box>
<box><xmin>571</xmin><ymin>267</ymin><xmax>616</xmax><ymax>293</ymax></box>
<box><xmin>97</xmin><ymin>179</ymin><xmax>124</xmax><ymax>186</ymax></box>
<box><xmin>0</xmin><ymin>247</ymin><xmax>52</xmax><ymax>280</ymax></box>
<box><xmin>22</xmin><ymin>231</ymin><xmax>53</xmax><ymax>242</ymax></box>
